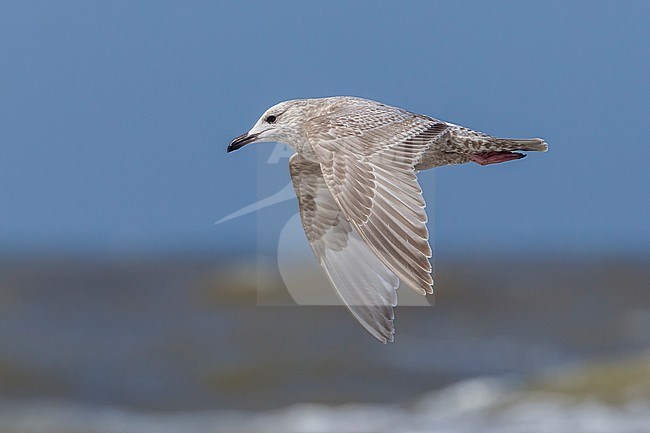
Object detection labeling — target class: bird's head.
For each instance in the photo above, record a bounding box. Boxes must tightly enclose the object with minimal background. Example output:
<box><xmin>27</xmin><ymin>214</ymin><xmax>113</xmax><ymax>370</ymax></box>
<box><xmin>227</xmin><ymin>99</ymin><xmax>313</xmax><ymax>153</ymax></box>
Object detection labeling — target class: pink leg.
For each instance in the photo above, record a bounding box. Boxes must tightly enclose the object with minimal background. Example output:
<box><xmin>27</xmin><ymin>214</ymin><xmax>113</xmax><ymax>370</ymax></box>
<box><xmin>469</xmin><ymin>151</ymin><xmax>526</xmax><ymax>166</ymax></box>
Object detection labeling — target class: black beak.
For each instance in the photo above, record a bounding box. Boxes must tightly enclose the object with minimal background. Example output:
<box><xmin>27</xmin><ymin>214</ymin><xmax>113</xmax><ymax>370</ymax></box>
<box><xmin>227</xmin><ymin>132</ymin><xmax>258</xmax><ymax>153</ymax></box>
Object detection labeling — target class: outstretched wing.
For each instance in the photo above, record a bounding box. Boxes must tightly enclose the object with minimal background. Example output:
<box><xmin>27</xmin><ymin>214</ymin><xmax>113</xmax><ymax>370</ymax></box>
<box><xmin>289</xmin><ymin>154</ymin><xmax>399</xmax><ymax>343</ymax></box>
<box><xmin>307</xmin><ymin>104</ymin><xmax>448</xmax><ymax>295</ymax></box>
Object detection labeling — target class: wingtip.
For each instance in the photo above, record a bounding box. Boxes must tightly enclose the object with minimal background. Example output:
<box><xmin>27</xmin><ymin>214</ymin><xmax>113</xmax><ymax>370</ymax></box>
<box><xmin>370</xmin><ymin>323</ymin><xmax>395</xmax><ymax>344</ymax></box>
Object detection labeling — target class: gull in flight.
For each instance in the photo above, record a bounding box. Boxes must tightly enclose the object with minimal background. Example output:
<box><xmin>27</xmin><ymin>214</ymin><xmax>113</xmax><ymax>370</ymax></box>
<box><xmin>227</xmin><ymin>96</ymin><xmax>547</xmax><ymax>343</ymax></box>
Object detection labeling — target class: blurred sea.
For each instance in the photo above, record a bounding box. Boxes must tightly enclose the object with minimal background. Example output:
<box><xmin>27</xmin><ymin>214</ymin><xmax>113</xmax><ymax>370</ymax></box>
<box><xmin>0</xmin><ymin>253</ymin><xmax>648</xmax><ymax>432</ymax></box>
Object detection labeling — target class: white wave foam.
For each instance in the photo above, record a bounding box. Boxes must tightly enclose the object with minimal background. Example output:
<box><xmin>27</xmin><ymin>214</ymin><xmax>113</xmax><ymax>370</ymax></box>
<box><xmin>1</xmin><ymin>377</ymin><xmax>648</xmax><ymax>433</ymax></box>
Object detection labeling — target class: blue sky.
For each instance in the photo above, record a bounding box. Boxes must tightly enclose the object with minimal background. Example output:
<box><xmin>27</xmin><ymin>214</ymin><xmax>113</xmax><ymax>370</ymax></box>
<box><xmin>1</xmin><ymin>1</ymin><xmax>648</xmax><ymax>256</ymax></box>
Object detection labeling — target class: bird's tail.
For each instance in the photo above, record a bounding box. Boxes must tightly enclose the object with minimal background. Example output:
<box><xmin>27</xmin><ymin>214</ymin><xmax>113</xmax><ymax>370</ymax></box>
<box><xmin>445</xmin><ymin>127</ymin><xmax>548</xmax><ymax>165</ymax></box>
<box><xmin>448</xmin><ymin>126</ymin><xmax>548</xmax><ymax>153</ymax></box>
<box><xmin>465</xmin><ymin>136</ymin><xmax>548</xmax><ymax>166</ymax></box>
<box><xmin>493</xmin><ymin>137</ymin><xmax>548</xmax><ymax>152</ymax></box>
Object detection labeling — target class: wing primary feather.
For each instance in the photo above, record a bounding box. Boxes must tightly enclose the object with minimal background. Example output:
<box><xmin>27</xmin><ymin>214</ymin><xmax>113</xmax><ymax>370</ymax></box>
<box><xmin>290</xmin><ymin>154</ymin><xmax>400</xmax><ymax>343</ymax></box>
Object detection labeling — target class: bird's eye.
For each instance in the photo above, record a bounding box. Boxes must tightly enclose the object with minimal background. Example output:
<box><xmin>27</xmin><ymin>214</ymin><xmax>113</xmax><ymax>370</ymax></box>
<box><xmin>265</xmin><ymin>115</ymin><xmax>277</xmax><ymax>124</ymax></box>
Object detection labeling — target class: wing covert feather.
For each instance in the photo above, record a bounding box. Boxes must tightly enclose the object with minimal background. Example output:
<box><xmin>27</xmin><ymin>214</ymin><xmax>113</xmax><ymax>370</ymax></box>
<box><xmin>307</xmin><ymin>106</ymin><xmax>448</xmax><ymax>295</ymax></box>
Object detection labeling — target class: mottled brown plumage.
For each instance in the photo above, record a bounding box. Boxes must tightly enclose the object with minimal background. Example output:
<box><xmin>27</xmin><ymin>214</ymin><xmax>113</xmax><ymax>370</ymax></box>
<box><xmin>228</xmin><ymin>96</ymin><xmax>547</xmax><ymax>342</ymax></box>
